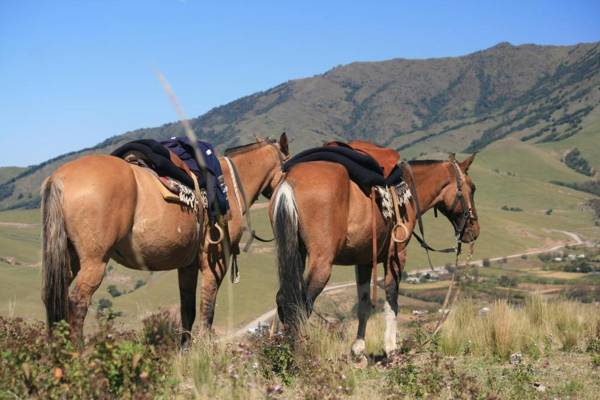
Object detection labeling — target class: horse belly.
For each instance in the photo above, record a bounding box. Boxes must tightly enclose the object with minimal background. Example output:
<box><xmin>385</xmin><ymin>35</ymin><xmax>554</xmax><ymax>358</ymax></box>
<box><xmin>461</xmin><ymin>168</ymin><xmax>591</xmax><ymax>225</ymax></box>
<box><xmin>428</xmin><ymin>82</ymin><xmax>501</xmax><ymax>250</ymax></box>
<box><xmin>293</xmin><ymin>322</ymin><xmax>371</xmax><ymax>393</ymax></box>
<box><xmin>111</xmin><ymin>167</ymin><xmax>202</xmax><ymax>270</ymax></box>
<box><xmin>335</xmin><ymin>185</ymin><xmax>388</xmax><ymax>265</ymax></box>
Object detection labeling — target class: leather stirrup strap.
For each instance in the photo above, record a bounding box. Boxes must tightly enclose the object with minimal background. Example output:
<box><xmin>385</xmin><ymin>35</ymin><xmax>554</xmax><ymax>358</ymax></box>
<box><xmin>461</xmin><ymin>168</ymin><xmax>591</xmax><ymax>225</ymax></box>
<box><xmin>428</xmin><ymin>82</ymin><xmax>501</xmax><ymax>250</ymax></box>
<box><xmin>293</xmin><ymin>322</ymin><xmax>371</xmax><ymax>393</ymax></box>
<box><xmin>371</xmin><ymin>187</ymin><xmax>378</xmax><ymax>307</ymax></box>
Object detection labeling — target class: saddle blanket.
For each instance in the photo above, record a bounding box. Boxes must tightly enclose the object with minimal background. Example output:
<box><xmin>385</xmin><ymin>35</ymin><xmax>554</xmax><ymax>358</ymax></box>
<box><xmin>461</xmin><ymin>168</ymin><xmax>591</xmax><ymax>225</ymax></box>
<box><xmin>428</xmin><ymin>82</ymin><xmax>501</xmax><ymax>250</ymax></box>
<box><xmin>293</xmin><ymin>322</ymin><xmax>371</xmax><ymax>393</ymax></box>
<box><xmin>283</xmin><ymin>140</ymin><xmax>404</xmax><ymax>195</ymax></box>
<box><xmin>111</xmin><ymin>138</ymin><xmax>229</xmax><ymax>221</ymax></box>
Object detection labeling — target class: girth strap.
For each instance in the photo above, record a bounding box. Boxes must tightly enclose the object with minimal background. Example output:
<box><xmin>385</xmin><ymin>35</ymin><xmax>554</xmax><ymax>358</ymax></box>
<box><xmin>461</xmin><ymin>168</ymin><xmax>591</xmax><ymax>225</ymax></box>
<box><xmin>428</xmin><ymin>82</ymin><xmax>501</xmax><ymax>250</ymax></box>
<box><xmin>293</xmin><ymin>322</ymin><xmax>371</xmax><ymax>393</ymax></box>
<box><xmin>370</xmin><ymin>187</ymin><xmax>378</xmax><ymax>307</ymax></box>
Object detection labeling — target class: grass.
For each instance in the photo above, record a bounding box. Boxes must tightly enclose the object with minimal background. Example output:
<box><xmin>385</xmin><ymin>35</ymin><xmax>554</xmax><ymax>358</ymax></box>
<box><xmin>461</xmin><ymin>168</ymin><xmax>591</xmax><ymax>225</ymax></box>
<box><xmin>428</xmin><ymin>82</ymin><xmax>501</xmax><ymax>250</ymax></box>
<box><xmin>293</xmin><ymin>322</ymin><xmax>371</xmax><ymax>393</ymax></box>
<box><xmin>3</xmin><ymin>268</ymin><xmax>600</xmax><ymax>399</ymax></box>
<box><xmin>440</xmin><ymin>296</ymin><xmax>600</xmax><ymax>359</ymax></box>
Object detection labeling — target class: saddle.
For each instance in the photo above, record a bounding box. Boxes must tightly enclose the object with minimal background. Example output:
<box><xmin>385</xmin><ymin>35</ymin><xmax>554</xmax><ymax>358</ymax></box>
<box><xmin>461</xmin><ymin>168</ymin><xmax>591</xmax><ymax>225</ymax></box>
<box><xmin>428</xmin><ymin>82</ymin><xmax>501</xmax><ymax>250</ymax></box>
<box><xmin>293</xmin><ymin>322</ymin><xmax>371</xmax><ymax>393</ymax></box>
<box><xmin>283</xmin><ymin>140</ymin><xmax>404</xmax><ymax>194</ymax></box>
<box><xmin>112</xmin><ymin>139</ymin><xmax>204</xmax><ymax>211</ymax></box>
<box><xmin>112</xmin><ymin>139</ymin><xmax>230</xmax><ymax>221</ymax></box>
<box><xmin>326</xmin><ymin>140</ymin><xmax>400</xmax><ymax>178</ymax></box>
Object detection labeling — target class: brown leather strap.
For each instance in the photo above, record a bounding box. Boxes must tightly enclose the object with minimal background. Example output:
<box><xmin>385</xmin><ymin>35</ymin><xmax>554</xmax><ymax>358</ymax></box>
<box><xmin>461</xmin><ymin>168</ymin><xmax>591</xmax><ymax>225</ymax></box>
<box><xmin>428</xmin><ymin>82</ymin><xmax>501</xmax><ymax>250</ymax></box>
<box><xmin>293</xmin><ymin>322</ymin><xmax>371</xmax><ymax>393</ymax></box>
<box><xmin>371</xmin><ymin>187</ymin><xmax>378</xmax><ymax>307</ymax></box>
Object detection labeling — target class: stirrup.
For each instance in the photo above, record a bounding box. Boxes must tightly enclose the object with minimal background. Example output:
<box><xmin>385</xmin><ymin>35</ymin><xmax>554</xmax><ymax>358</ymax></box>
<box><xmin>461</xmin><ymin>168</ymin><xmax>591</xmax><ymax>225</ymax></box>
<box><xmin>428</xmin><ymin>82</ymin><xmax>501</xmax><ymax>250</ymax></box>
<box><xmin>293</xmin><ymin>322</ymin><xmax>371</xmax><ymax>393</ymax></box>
<box><xmin>207</xmin><ymin>223</ymin><xmax>225</xmax><ymax>245</ymax></box>
<box><xmin>391</xmin><ymin>223</ymin><xmax>410</xmax><ymax>243</ymax></box>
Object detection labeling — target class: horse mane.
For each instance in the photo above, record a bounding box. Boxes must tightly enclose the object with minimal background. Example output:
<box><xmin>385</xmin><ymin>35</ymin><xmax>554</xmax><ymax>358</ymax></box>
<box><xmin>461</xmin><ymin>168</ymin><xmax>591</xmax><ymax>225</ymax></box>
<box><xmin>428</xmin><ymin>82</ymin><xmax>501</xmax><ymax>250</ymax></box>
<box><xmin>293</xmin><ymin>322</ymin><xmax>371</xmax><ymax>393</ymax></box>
<box><xmin>224</xmin><ymin>138</ymin><xmax>275</xmax><ymax>157</ymax></box>
<box><xmin>408</xmin><ymin>159</ymin><xmax>447</xmax><ymax>166</ymax></box>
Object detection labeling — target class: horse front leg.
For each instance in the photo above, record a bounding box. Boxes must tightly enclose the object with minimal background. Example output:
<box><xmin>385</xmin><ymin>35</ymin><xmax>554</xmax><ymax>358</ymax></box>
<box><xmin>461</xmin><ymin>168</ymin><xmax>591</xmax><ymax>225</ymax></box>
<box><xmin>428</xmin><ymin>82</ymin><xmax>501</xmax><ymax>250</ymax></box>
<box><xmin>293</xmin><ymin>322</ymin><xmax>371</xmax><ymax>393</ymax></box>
<box><xmin>199</xmin><ymin>245</ymin><xmax>227</xmax><ymax>329</ymax></box>
<box><xmin>351</xmin><ymin>263</ymin><xmax>372</xmax><ymax>359</ymax></box>
<box><xmin>178</xmin><ymin>263</ymin><xmax>199</xmax><ymax>345</ymax></box>
<box><xmin>68</xmin><ymin>259</ymin><xmax>106</xmax><ymax>341</ymax></box>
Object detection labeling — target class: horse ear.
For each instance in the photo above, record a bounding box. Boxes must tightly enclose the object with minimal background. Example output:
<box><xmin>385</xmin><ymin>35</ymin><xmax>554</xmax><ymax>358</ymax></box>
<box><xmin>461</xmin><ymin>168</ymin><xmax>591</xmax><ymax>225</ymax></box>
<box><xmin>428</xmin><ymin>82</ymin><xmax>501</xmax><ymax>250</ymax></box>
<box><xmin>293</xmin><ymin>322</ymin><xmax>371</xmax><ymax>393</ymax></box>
<box><xmin>459</xmin><ymin>153</ymin><xmax>477</xmax><ymax>173</ymax></box>
<box><xmin>279</xmin><ymin>132</ymin><xmax>289</xmax><ymax>156</ymax></box>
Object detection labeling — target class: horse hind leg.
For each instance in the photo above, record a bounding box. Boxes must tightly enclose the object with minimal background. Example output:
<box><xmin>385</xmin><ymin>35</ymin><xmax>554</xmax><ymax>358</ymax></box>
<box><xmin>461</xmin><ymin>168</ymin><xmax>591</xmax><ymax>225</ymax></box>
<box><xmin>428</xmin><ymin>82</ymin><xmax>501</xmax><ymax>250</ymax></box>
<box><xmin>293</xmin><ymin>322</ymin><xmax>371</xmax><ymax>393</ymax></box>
<box><xmin>178</xmin><ymin>263</ymin><xmax>199</xmax><ymax>345</ymax></box>
<box><xmin>68</xmin><ymin>258</ymin><xmax>107</xmax><ymax>338</ymax></box>
<box><xmin>199</xmin><ymin>246</ymin><xmax>227</xmax><ymax>329</ymax></box>
<box><xmin>304</xmin><ymin>252</ymin><xmax>333</xmax><ymax>316</ymax></box>
<box><xmin>351</xmin><ymin>264</ymin><xmax>372</xmax><ymax>359</ymax></box>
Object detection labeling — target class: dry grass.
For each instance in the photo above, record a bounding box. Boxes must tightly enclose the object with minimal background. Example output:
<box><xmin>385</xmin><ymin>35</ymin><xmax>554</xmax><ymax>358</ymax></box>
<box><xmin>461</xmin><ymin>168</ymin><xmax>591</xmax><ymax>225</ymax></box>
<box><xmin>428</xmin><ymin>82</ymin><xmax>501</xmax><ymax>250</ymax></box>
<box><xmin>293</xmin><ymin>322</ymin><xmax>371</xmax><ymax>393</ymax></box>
<box><xmin>440</xmin><ymin>295</ymin><xmax>600</xmax><ymax>359</ymax></box>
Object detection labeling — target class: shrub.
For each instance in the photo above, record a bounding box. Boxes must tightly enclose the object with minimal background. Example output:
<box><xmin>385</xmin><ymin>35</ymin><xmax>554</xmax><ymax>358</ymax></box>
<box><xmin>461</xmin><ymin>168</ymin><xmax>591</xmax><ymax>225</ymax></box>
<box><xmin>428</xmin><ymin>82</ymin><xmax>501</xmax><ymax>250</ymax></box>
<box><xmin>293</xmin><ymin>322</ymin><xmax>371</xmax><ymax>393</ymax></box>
<box><xmin>498</xmin><ymin>275</ymin><xmax>518</xmax><ymax>287</ymax></box>
<box><xmin>0</xmin><ymin>315</ymin><xmax>177</xmax><ymax>399</ymax></box>
<box><xmin>97</xmin><ymin>298</ymin><xmax>113</xmax><ymax>311</ymax></box>
<box><xmin>482</xmin><ymin>258</ymin><xmax>491</xmax><ymax>267</ymax></box>
<box><xmin>107</xmin><ymin>285</ymin><xmax>122</xmax><ymax>298</ymax></box>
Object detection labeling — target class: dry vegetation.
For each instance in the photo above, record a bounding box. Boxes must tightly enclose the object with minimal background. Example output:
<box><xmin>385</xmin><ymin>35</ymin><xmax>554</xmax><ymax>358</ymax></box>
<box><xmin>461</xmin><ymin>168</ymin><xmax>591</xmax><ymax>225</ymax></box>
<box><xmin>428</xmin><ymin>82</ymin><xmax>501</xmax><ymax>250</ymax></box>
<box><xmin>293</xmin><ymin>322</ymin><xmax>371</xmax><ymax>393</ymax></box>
<box><xmin>2</xmin><ymin>294</ymin><xmax>600</xmax><ymax>399</ymax></box>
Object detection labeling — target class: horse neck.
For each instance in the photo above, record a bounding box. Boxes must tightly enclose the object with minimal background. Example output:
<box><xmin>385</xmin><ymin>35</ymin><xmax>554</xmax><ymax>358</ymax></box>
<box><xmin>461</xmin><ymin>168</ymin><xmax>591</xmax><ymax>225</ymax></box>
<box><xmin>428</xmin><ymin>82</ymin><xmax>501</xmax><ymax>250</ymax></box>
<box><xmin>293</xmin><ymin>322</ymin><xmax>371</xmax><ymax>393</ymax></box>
<box><xmin>227</xmin><ymin>144</ymin><xmax>279</xmax><ymax>206</ymax></box>
<box><xmin>410</xmin><ymin>162</ymin><xmax>451</xmax><ymax>212</ymax></box>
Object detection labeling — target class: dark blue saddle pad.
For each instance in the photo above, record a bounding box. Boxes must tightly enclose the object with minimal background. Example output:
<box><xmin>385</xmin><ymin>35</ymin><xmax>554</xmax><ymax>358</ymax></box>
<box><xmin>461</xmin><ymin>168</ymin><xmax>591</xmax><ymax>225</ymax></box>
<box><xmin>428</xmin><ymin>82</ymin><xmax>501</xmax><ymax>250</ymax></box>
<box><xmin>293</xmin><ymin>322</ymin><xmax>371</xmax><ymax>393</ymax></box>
<box><xmin>283</xmin><ymin>145</ymin><xmax>403</xmax><ymax>194</ymax></box>
<box><xmin>161</xmin><ymin>137</ymin><xmax>229</xmax><ymax>219</ymax></box>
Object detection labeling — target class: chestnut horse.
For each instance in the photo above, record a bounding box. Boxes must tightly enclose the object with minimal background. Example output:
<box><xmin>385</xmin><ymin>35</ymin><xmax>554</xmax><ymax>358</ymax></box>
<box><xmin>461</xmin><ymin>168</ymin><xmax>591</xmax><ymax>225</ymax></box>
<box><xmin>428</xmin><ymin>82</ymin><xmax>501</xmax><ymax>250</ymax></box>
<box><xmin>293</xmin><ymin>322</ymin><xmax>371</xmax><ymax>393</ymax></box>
<box><xmin>271</xmin><ymin>154</ymin><xmax>479</xmax><ymax>356</ymax></box>
<box><xmin>42</xmin><ymin>134</ymin><xmax>288</xmax><ymax>340</ymax></box>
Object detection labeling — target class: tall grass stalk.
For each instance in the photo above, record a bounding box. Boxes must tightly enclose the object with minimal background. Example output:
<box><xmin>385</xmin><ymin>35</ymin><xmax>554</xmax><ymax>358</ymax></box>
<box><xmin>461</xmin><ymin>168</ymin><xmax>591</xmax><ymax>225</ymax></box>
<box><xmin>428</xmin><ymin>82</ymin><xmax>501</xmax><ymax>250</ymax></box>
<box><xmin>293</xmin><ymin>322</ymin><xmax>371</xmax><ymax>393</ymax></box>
<box><xmin>440</xmin><ymin>296</ymin><xmax>600</xmax><ymax>359</ymax></box>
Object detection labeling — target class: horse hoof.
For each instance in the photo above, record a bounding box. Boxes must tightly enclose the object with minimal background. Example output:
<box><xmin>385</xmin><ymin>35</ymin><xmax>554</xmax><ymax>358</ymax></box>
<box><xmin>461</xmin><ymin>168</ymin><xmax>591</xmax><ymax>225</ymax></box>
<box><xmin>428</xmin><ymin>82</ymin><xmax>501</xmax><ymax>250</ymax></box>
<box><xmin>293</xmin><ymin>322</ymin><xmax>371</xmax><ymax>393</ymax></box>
<box><xmin>352</xmin><ymin>354</ymin><xmax>368</xmax><ymax>369</ymax></box>
<box><xmin>351</xmin><ymin>339</ymin><xmax>366</xmax><ymax>357</ymax></box>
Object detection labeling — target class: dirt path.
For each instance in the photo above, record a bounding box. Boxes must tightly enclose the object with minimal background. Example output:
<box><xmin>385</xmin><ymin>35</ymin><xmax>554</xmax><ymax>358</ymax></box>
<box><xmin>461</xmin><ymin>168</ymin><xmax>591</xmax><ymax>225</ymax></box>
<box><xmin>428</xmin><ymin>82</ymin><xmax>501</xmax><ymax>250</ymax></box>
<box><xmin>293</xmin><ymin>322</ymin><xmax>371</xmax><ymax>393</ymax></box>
<box><xmin>228</xmin><ymin>230</ymin><xmax>585</xmax><ymax>338</ymax></box>
<box><xmin>0</xmin><ymin>222</ymin><xmax>39</xmax><ymax>228</ymax></box>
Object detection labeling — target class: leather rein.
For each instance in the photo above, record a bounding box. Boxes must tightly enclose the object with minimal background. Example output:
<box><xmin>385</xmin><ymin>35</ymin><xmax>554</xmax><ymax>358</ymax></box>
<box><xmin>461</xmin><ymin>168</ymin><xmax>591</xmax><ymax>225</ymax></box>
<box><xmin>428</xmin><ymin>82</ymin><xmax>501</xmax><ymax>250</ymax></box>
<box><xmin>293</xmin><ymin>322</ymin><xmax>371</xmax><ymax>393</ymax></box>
<box><xmin>223</xmin><ymin>140</ymin><xmax>288</xmax><ymax>251</ymax></box>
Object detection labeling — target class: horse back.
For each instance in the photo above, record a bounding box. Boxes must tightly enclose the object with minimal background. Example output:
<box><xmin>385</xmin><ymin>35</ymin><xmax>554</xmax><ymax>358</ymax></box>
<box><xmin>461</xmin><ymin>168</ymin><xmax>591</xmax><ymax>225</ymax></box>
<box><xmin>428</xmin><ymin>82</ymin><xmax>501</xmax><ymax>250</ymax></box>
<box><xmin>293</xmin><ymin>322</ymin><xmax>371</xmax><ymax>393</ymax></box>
<box><xmin>283</xmin><ymin>161</ymin><xmax>386</xmax><ymax>264</ymax></box>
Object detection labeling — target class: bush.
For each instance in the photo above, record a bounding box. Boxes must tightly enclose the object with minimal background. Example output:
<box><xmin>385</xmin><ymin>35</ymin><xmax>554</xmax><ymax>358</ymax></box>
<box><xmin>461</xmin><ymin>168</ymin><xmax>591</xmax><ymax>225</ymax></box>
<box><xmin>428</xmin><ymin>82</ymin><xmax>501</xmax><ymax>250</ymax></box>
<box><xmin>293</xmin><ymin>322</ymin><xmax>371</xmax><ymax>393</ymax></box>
<box><xmin>564</xmin><ymin>258</ymin><xmax>593</xmax><ymax>273</ymax></box>
<box><xmin>107</xmin><ymin>285</ymin><xmax>122</xmax><ymax>298</ymax></box>
<box><xmin>482</xmin><ymin>258</ymin><xmax>491</xmax><ymax>267</ymax></box>
<box><xmin>97</xmin><ymin>298</ymin><xmax>113</xmax><ymax>311</ymax></box>
<box><xmin>0</xmin><ymin>315</ymin><xmax>177</xmax><ymax>399</ymax></box>
<box><xmin>498</xmin><ymin>275</ymin><xmax>519</xmax><ymax>288</ymax></box>
<box><xmin>563</xmin><ymin>148</ymin><xmax>594</xmax><ymax>176</ymax></box>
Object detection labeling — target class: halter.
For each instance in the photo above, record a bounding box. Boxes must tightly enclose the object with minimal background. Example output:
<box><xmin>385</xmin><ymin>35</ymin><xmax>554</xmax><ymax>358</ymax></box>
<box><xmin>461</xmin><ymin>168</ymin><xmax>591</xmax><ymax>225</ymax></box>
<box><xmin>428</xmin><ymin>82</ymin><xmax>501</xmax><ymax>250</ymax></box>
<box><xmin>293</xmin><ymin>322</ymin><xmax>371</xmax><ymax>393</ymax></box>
<box><xmin>405</xmin><ymin>159</ymin><xmax>476</xmax><ymax>268</ymax></box>
<box><xmin>444</xmin><ymin>160</ymin><xmax>477</xmax><ymax>246</ymax></box>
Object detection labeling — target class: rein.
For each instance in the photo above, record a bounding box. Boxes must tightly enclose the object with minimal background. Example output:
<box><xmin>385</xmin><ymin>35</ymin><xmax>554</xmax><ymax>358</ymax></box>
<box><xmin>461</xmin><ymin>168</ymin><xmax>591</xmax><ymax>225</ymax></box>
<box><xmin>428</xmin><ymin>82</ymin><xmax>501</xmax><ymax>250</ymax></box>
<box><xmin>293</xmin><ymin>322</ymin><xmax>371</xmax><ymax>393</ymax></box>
<box><xmin>222</xmin><ymin>140</ymin><xmax>287</xmax><ymax>283</ymax></box>
<box><xmin>224</xmin><ymin>155</ymin><xmax>277</xmax><ymax>250</ymax></box>
<box><xmin>223</xmin><ymin>141</ymin><xmax>288</xmax><ymax>281</ymax></box>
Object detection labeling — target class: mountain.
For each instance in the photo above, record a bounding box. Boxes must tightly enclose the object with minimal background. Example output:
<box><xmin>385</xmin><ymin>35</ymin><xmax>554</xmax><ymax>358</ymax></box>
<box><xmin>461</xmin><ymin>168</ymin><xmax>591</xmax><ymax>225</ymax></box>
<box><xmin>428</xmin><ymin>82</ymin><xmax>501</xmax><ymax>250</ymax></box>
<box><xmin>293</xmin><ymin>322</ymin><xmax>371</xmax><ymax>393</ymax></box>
<box><xmin>1</xmin><ymin>41</ymin><xmax>599</xmax><ymax>210</ymax></box>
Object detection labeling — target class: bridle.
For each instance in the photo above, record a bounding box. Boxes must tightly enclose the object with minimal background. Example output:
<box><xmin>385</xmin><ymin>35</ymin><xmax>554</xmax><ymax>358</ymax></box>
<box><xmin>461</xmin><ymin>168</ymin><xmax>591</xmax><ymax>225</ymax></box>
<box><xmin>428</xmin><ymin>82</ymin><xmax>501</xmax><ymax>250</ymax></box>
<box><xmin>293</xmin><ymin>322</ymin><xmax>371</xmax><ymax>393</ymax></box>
<box><xmin>404</xmin><ymin>159</ymin><xmax>476</xmax><ymax>268</ymax></box>
<box><xmin>223</xmin><ymin>138</ymin><xmax>289</xmax><ymax>250</ymax></box>
<box><xmin>440</xmin><ymin>160</ymin><xmax>477</xmax><ymax>246</ymax></box>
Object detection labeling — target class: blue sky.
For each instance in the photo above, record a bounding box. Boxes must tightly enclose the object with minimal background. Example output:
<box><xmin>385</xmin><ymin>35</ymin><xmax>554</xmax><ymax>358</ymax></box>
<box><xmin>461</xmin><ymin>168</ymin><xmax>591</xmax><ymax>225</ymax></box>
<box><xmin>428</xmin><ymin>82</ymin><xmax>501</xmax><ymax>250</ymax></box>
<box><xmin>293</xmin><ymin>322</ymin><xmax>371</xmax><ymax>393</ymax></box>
<box><xmin>1</xmin><ymin>0</ymin><xmax>599</xmax><ymax>167</ymax></box>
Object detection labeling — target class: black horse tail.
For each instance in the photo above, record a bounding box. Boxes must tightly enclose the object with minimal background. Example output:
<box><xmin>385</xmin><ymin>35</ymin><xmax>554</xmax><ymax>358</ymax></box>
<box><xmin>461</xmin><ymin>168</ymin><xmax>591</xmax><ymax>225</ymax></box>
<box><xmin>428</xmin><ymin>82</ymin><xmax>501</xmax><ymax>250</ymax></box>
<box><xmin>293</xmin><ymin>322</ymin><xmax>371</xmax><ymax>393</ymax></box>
<box><xmin>273</xmin><ymin>181</ymin><xmax>306</xmax><ymax>330</ymax></box>
<box><xmin>41</xmin><ymin>177</ymin><xmax>71</xmax><ymax>332</ymax></box>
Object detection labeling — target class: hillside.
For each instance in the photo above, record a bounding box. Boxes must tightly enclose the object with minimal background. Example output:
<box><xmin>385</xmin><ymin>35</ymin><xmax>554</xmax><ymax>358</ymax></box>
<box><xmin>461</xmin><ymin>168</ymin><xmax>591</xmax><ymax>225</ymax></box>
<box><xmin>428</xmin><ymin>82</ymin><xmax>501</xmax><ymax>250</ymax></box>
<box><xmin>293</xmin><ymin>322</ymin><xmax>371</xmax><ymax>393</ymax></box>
<box><xmin>1</xmin><ymin>41</ymin><xmax>599</xmax><ymax>210</ymax></box>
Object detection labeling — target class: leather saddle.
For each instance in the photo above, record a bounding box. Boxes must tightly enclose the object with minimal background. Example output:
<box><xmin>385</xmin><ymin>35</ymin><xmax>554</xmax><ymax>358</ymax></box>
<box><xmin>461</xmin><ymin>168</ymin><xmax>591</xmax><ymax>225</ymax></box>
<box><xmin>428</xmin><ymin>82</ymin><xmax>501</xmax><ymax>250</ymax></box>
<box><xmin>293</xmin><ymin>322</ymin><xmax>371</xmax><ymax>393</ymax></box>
<box><xmin>325</xmin><ymin>140</ymin><xmax>400</xmax><ymax>178</ymax></box>
<box><xmin>283</xmin><ymin>140</ymin><xmax>403</xmax><ymax>195</ymax></box>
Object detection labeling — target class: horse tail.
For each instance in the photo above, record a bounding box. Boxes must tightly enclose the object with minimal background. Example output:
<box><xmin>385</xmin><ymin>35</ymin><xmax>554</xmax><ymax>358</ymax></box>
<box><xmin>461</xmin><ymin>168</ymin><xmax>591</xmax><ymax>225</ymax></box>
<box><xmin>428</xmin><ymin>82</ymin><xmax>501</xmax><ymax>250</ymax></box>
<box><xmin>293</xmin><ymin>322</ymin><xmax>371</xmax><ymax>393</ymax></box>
<box><xmin>41</xmin><ymin>177</ymin><xmax>70</xmax><ymax>331</ymax></box>
<box><xmin>273</xmin><ymin>181</ymin><xmax>306</xmax><ymax>328</ymax></box>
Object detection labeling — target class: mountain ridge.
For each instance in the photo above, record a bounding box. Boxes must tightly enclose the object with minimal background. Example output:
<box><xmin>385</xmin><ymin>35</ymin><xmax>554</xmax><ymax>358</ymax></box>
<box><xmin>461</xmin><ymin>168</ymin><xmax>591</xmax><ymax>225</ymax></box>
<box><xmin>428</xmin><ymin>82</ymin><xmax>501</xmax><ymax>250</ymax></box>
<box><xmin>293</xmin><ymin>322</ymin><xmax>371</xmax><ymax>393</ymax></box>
<box><xmin>1</xmin><ymin>40</ymin><xmax>598</xmax><ymax>210</ymax></box>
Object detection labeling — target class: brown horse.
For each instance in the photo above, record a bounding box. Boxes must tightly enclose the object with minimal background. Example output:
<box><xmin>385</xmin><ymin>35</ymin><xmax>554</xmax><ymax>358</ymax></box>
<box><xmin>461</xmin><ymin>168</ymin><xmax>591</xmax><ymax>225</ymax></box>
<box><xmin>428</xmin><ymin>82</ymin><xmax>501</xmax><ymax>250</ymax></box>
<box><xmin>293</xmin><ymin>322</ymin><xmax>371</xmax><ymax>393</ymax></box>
<box><xmin>42</xmin><ymin>134</ymin><xmax>288</xmax><ymax>340</ymax></box>
<box><xmin>271</xmin><ymin>154</ymin><xmax>479</xmax><ymax>356</ymax></box>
